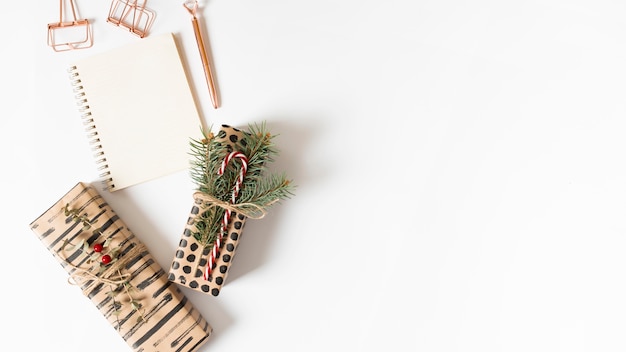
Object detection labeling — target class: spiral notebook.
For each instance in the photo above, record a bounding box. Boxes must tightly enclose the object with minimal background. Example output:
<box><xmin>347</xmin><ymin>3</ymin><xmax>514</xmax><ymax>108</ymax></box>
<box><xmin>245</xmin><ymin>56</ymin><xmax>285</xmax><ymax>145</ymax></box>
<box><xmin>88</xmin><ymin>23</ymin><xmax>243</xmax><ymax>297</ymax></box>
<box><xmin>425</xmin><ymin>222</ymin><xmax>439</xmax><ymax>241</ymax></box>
<box><xmin>70</xmin><ymin>32</ymin><xmax>202</xmax><ymax>192</ymax></box>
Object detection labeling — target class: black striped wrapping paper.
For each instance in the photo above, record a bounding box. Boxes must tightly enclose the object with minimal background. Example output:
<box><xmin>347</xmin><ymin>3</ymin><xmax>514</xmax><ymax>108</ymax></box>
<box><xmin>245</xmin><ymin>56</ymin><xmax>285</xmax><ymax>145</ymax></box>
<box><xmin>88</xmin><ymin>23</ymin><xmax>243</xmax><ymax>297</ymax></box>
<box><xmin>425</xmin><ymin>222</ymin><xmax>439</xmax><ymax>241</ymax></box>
<box><xmin>29</xmin><ymin>182</ymin><xmax>212</xmax><ymax>352</ymax></box>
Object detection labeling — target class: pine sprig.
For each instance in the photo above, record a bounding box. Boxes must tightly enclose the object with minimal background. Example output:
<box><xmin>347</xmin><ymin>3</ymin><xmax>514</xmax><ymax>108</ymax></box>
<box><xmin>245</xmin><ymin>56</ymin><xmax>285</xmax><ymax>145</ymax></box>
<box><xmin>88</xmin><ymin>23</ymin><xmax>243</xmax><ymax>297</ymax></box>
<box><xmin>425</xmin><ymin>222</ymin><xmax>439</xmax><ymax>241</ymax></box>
<box><xmin>189</xmin><ymin>129</ymin><xmax>229</xmax><ymax>197</ymax></box>
<box><xmin>189</xmin><ymin>127</ymin><xmax>230</xmax><ymax>245</ymax></box>
<box><xmin>192</xmin><ymin>205</ymin><xmax>224</xmax><ymax>249</ymax></box>
<box><xmin>188</xmin><ymin>123</ymin><xmax>295</xmax><ymax>246</ymax></box>
<box><xmin>235</xmin><ymin>123</ymin><xmax>276</xmax><ymax>197</ymax></box>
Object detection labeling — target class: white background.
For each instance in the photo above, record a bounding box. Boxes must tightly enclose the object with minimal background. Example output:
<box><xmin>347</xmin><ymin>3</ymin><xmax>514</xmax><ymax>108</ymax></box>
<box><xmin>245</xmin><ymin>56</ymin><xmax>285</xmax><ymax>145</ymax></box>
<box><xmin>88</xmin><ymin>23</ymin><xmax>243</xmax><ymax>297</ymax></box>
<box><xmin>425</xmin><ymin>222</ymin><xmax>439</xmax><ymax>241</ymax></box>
<box><xmin>3</xmin><ymin>1</ymin><xmax>626</xmax><ymax>351</ymax></box>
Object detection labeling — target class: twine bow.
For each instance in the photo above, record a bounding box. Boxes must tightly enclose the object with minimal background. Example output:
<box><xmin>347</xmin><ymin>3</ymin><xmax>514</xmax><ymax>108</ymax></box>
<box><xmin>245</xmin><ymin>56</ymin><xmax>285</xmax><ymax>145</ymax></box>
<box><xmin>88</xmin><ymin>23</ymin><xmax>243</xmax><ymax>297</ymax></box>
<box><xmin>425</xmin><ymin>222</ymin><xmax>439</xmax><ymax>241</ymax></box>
<box><xmin>192</xmin><ymin>192</ymin><xmax>273</xmax><ymax>220</ymax></box>
<box><xmin>59</xmin><ymin>242</ymin><xmax>147</xmax><ymax>287</ymax></box>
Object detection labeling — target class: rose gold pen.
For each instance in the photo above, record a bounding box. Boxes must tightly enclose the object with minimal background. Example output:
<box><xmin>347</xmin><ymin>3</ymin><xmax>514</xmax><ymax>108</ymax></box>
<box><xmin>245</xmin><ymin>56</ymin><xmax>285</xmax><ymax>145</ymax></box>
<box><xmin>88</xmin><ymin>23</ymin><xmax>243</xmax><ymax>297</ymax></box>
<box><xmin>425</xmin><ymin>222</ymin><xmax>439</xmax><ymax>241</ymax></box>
<box><xmin>184</xmin><ymin>0</ymin><xmax>219</xmax><ymax>109</ymax></box>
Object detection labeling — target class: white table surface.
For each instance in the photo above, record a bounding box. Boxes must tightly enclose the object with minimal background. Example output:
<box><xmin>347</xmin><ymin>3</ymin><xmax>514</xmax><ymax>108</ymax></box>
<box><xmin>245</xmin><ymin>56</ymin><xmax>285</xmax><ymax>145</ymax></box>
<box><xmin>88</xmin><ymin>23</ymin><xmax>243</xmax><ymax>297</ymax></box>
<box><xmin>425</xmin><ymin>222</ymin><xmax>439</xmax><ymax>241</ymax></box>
<box><xmin>4</xmin><ymin>1</ymin><xmax>626</xmax><ymax>351</ymax></box>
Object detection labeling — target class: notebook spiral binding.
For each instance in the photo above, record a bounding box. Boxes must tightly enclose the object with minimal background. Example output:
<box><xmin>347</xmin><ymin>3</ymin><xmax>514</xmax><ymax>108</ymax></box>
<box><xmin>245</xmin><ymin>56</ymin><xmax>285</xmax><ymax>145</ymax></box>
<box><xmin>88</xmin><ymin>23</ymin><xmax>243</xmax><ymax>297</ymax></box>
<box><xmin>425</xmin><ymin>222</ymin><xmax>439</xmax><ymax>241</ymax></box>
<box><xmin>68</xmin><ymin>65</ymin><xmax>115</xmax><ymax>191</ymax></box>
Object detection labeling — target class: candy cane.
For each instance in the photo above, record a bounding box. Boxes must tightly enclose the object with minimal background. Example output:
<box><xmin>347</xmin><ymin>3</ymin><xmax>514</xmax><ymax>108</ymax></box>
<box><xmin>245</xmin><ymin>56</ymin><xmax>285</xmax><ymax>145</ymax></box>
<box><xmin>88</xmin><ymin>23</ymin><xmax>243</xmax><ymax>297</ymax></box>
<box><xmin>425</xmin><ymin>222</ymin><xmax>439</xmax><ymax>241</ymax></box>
<box><xmin>205</xmin><ymin>151</ymin><xmax>248</xmax><ymax>279</ymax></box>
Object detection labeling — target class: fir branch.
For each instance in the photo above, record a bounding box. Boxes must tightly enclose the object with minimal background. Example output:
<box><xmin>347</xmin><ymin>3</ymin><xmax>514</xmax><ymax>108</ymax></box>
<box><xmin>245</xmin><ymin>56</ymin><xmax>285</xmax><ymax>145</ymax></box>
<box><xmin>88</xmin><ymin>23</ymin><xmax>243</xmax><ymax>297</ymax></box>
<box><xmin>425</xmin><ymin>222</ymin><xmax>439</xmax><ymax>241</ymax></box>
<box><xmin>189</xmin><ymin>127</ymin><xmax>229</xmax><ymax>196</ymax></box>
<box><xmin>236</xmin><ymin>122</ymin><xmax>295</xmax><ymax>207</ymax></box>
<box><xmin>192</xmin><ymin>205</ymin><xmax>224</xmax><ymax>245</ymax></box>
<box><xmin>238</xmin><ymin>172</ymin><xmax>294</xmax><ymax>206</ymax></box>
<box><xmin>189</xmin><ymin>126</ymin><xmax>231</xmax><ymax>244</ymax></box>
<box><xmin>188</xmin><ymin>123</ymin><xmax>295</xmax><ymax>246</ymax></box>
<box><xmin>237</xmin><ymin>122</ymin><xmax>277</xmax><ymax>189</ymax></box>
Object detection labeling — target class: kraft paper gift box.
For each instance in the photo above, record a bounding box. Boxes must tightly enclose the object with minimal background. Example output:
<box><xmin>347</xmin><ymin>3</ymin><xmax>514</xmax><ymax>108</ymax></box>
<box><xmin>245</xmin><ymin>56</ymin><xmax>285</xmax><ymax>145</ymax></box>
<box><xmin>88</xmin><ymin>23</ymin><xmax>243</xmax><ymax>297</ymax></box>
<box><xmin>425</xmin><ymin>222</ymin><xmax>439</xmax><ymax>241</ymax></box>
<box><xmin>168</xmin><ymin>192</ymin><xmax>248</xmax><ymax>297</ymax></box>
<box><xmin>168</xmin><ymin>125</ymin><xmax>248</xmax><ymax>297</ymax></box>
<box><xmin>29</xmin><ymin>182</ymin><xmax>212</xmax><ymax>352</ymax></box>
<box><xmin>168</xmin><ymin>123</ymin><xmax>294</xmax><ymax>297</ymax></box>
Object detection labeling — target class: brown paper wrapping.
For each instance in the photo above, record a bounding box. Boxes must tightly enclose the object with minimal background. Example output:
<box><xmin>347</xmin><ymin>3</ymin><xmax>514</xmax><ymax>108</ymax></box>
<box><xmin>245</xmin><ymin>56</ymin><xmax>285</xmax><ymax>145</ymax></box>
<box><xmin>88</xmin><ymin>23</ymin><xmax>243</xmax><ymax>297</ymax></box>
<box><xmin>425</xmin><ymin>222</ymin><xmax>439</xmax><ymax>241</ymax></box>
<box><xmin>29</xmin><ymin>182</ymin><xmax>212</xmax><ymax>352</ymax></box>
<box><xmin>168</xmin><ymin>125</ymin><xmax>248</xmax><ymax>296</ymax></box>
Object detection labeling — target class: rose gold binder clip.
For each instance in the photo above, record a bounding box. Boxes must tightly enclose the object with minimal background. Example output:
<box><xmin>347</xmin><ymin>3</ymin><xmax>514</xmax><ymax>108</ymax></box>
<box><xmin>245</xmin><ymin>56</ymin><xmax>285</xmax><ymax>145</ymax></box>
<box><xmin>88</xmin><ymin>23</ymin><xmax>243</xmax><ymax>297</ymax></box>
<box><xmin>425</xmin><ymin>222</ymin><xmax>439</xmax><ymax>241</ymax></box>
<box><xmin>47</xmin><ymin>0</ymin><xmax>93</xmax><ymax>52</ymax></box>
<box><xmin>107</xmin><ymin>0</ymin><xmax>155</xmax><ymax>38</ymax></box>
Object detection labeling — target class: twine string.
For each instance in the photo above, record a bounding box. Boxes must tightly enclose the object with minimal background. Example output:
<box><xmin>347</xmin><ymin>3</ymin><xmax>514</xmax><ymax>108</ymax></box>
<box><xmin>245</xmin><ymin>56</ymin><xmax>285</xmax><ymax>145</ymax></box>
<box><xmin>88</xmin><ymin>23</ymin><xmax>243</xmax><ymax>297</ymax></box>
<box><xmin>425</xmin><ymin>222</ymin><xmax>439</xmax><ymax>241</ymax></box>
<box><xmin>59</xmin><ymin>242</ymin><xmax>147</xmax><ymax>287</ymax></box>
<box><xmin>192</xmin><ymin>192</ymin><xmax>273</xmax><ymax>220</ymax></box>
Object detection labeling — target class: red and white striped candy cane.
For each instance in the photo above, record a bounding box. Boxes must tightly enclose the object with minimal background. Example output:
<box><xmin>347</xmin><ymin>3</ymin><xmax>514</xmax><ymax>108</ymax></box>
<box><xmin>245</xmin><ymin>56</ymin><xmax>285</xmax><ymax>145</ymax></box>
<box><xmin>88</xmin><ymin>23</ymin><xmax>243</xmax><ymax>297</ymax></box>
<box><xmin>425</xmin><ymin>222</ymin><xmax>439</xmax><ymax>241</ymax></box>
<box><xmin>204</xmin><ymin>151</ymin><xmax>248</xmax><ymax>279</ymax></box>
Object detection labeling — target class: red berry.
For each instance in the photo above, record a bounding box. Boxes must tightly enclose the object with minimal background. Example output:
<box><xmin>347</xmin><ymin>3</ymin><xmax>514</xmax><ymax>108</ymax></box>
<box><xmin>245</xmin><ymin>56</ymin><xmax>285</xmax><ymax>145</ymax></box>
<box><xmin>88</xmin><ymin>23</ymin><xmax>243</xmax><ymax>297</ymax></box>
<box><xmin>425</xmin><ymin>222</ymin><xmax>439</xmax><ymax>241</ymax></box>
<box><xmin>101</xmin><ymin>254</ymin><xmax>112</xmax><ymax>264</ymax></box>
<box><xmin>93</xmin><ymin>243</ymin><xmax>104</xmax><ymax>252</ymax></box>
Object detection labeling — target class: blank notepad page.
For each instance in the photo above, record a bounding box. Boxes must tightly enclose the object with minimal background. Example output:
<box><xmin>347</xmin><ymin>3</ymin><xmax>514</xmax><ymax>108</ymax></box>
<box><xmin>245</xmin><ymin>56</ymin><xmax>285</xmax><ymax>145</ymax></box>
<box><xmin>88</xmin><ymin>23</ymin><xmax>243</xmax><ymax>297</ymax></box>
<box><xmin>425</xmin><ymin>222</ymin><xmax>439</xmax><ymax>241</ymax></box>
<box><xmin>70</xmin><ymin>33</ymin><xmax>202</xmax><ymax>191</ymax></box>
